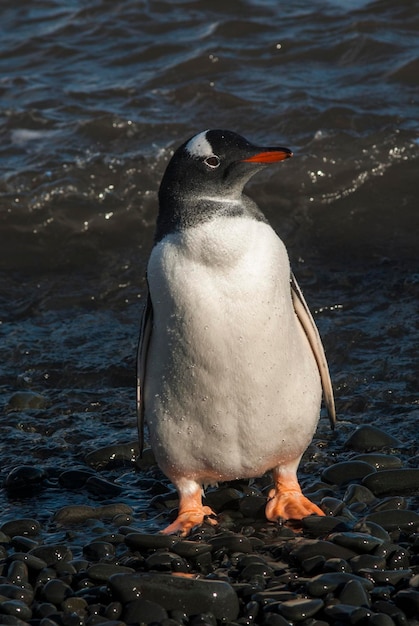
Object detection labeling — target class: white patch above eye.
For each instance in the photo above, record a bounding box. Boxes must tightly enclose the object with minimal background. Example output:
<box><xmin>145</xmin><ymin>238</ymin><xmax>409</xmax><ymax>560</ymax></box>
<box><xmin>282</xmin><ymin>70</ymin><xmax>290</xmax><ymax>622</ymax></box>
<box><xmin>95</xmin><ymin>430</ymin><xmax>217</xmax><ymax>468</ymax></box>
<box><xmin>185</xmin><ymin>130</ymin><xmax>212</xmax><ymax>158</ymax></box>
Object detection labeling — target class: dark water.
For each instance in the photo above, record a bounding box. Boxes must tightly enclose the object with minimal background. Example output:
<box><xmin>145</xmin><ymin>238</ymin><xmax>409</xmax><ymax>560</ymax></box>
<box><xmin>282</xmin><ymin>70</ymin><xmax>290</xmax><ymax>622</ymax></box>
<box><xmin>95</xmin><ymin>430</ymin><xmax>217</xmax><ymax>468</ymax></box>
<box><xmin>1</xmin><ymin>0</ymin><xmax>418</xmax><ymax>535</ymax></box>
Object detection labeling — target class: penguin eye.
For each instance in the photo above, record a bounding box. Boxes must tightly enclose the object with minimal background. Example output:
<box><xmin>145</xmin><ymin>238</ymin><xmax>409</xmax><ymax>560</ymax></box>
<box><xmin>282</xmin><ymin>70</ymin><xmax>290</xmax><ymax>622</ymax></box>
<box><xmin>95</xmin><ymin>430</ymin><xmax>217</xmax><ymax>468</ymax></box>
<box><xmin>204</xmin><ymin>155</ymin><xmax>220</xmax><ymax>169</ymax></box>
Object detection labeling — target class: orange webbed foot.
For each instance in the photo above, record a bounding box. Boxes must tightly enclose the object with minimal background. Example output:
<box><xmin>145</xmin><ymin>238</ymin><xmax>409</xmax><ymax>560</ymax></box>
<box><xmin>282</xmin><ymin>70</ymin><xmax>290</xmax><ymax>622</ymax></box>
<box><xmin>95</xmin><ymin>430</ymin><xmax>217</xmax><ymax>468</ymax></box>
<box><xmin>265</xmin><ymin>466</ymin><xmax>324</xmax><ymax>524</ymax></box>
<box><xmin>161</xmin><ymin>505</ymin><xmax>217</xmax><ymax>536</ymax></box>
<box><xmin>160</xmin><ymin>478</ymin><xmax>218</xmax><ymax>536</ymax></box>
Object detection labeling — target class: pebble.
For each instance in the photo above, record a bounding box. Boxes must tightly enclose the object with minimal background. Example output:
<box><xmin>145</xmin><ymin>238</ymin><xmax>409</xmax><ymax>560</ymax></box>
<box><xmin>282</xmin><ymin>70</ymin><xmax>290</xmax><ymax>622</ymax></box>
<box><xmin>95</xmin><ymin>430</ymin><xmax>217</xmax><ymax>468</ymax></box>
<box><xmin>366</xmin><ymin>509</ymin><xmax>419</xmax><ymax>530</ymax></box>
<box><xmin>84</xmin><ymin>442</ymin><xmax>140</xmax><ymax>469</ymax></box>
<box><xmin>307</xmin><ymin>572</ymin><xmax>374</xmax><ymax>596</ymax></box>
<box><xmin>7</xmin><ymin>390</ymin><xmax>47</xmax><ymax>410</ymax></box>
<box><xmin>322</xmin><ymin>460</ymin><xmax>376</xmax><ymax>485</ymax></box>
<box><xmin>87</xmin><ymin>563</ymin><xmax>135</xmax><ymax>582</ymax></box>
<box><xmin>276</xmin><ymin>597</ymin><xmax>324</xmax><ymax>620</ymax></box>
<box><xmin>53</xmin><ymin>503</ymin><xmax>133</xmax><ymax>525</ymax></box>
<box><xmin>328</xmin><ymin>531</ymin><xmax>384</xmax><ymax>552</ymax></box>
<box><xmin>362</xmin><ymin>468</ymin><xmax>419</xmax><ymax>496</ymax></box>
<box><xmin>109</xmin><ymin>572</ymin><xmax>240</xmax><ymax>620</ymax></box>
<box><xmin>352</xmin><ymin>453</ymin><xmax>403</xmax><ymax>470</ymax></box>
<box><xmin>344</xmin><ymin>425</ymin><xmax>403</xmax><ymax>452</ymax></box>
<box><xmin>1</xmin><ymin>519</ymin><xmax>41</xmax><ymax>538</ymax></box>
<box><xmin>4</xmin><ymin>466</ymin><xmax>47</xmax><ymax>494</ymax></box>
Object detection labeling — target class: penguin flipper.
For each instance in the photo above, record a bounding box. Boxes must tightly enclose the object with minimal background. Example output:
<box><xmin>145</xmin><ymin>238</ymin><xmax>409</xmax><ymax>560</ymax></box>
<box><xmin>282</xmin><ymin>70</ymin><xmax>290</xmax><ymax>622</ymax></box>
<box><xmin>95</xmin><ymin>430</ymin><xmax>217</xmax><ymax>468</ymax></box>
<box><xmin>137</xmin><ymin>284</ymin><xmax>153</xmax><ymax>456</ymax></box>
<box><xmin>290</xmin><ymin>273</ymin><xmax>336</xmax><ymax>429</ymax></box>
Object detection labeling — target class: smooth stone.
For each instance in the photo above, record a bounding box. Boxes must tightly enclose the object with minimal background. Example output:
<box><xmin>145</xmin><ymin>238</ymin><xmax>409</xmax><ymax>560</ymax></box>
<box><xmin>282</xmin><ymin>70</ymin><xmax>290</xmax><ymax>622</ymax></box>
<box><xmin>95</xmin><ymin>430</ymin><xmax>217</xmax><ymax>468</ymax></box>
<box><xmin>208</xmin><ymin>533</ymin><xmax>253</xmax><ymax>553</ymax></box>
<box><xmin>61</xmin><ymin>597</ymin><xmax>88</xmax><ymax>615</ymax></box>
<box><xmin>307</xmin><ymin>573</ymin><xmax>374</xmax><ymax>596</ymax></box>
<box><xmin>0</xmin><ymin>600</ymin><xmax>32</xmax><ymax>621</ymax></box>
<box><xmin>85</xmin><ymin>442</ymin><xmax>139</xmax><ymax>469</ymax></box>
<box><xmin>58</xmin><ymin>469</ymin><xmax>94</xmax><ymax>489</ymax></box>
<box><xmin>122</xmin><ymin>599</ymin><xmax>168</xmax><ymax>624</ymax></box>
<box><xmin>11</xmin><ymin>535</ymin><xmax>40</xmax><ymax>552</ymax></box>
<box><xmin>324</xmin><ymin>603</ymin><xmax>372</xmax><ymax>622</ymax></box>
<box><xmin>300</xmin><ymin>515</ymin><xmax>351</xmax><ymax>535</ymax></box>
<box><xmin>349</xmin><ymin>553</ymin><xmax>387</xmax><ymax>574</ymax></box>
<box><xmin>123</xmin><ymin>532</ymin><xmax>177</xmax><ymax>551</ymax></box>
<box><xmin>145</xmin><ymin>551</ymin><xmax>179</xmax><ymax>571</ymax></box>
<box><xmin>354</xmin><ymin>520</ymin><xmax>391</xmax><ymax>542</ymax></box>
<box><xmin>239</xmin><ymin>562</ymin><xmax>274</xmax><ymax>580</ymax></box>
<box><xmin>263</xmin><ymin>614</ymin><xmax>293</xmax><ymax>626</ymax></box>
<box><xmin>4</xmin><ymin>466</ymin><xmax>46</xmax><ymax>493</ymax></box>
<box><xmin>34</xmin><ymin>602</ymin><xmax>59</xmax><ymax>618</ymax></box>
<box><xmin>323</xmin><ymin>557</ymin><xmax>351</xmax><ymax>573</ymax></box>
<box><xmin>1</xmin><ymin>519</ymin><xmax>41</xmax><ymax>538</ymax></box>
<box><xmin>369</xmin><ymin>496</ymin><xmax>407</xmax><ymax>512</ymax></box>
<box><xmin>109</xmin><ymin>572</ymin><xmax>239</xmax><ymax>620</ymax></box>
<box><xmin>82</xmin><ymin>542</ymin><xmax>115</xmax><ymax>561</ymax></box>
<box><xmin>253</xmin><ymin>590</ymin><xmax>298</xmax><ymax>604</ymax></box>
<box><xmin>0</xmin><ymin>584</ymin><xmax>33</xmax><ymax>605</ymax></box>
<box><xmin>53</xmin><ymin>503</ymin><xmax>132</xmax><ymax>525</ymax></box>
<box><xmin>368</xmin><ymin>614</ymin><xmax>397</xmax><ymax>626</ymax></box>
<box><xmin>328</xmin><ymin>531</ymin><xmax>384</xmax><ymax>552</ymax></box>
<box><xmin>322</xmin><ymin>461</ymin><xmax>376</xmax><ymax>485</ymax></box>
<box><xmin>291</xmin><ymin>540</ymin><xmax>358</xmax><ymax>563</ymax></box>
<box><xmin>352</xmin><ymin>453</ymin><xmax>402</xmax><ymax>470</ymax></box>
<box><xmin>319</xmin><ymin>497</ymin><xmax>346</xmax><ymax>516</ymax></box>
<box><xmin>104</xmin><ymin>601</ymin><xmax>123</xmax><ymax>620</ymax></box>
<box><xmin>301</xmin><ymin>555</ymin><xmax>326</xmax><ymax>575</ymax></box>
<box><xmin>41</xmin><ymin>579</ymin><xmax>73</xmax><ymax>605</ymax></box>
<box><xmin>87</xmin><ymin>563</ymin><xmax>134</xmax><ymax>582</ymax></box>
<box><xmin>0</xmin><ymin>616</ymin><xmax>31</xmax><ymax>626</ymax></box>
<box><xmin>85</xmin><ymin>476</ymin><xmax>123</xmax><ymax>496</ymax></box>
<box><xmin>343</xmin><ymin>483</ymin><xmax>377</xmax><ymax>505</ymax></box>
<box><xmin>29</xmin><ymin>545</ymin><xmax>72</xmax><ymax>566</ymax></box>
<box><xmin>276</xmin><ymin>597</ymin><xmax>324</xmax><ymax>621</ymax></box>
<box><xmin>172</xmin><ymin>540</ymin><xmax>213</xmax><ymax>559</ymax></box>
<box><xmin>387</xmin><ymin>548</ymin><xmax>411</xmax><ymax>570</ymax></box>
<box><xmin>362</xmin><ymin>469</ymin><xmax>419</xmax><ymax>496</ymax></box>
<box><xmin>366</xmin><ymin>509</ymin><xmax>419</xmax><ymax>530</ymax></box>
<box><xmin>7</xmin><ymin>391</ymin><xmax>47</xmax><ymax>410</ymax></box>
<box><xmin>339</xmin><ymin>579</ymin><xmax>371</xmax><ymax>607</ymax></box>
<box><xmin>344</xmin><ymin>426</ymin><xmax>403</xmax><ymax>452</ymax></box>
<box><xmin>359</xmin><ymin>568</ymin><xmax>412</xmax><ymax>585</ymax></box>
<box><xmin>8</xmin><ymin>552</ymin><xmax>48</xmax><ymax>571</ymax></box>
<box><xmin>394</xmin><ymin>589</ymin><xmax>419</xmax><ymax>617</ymax></box>
<box><xmin>6</xmin><ymin>561</ymin><xmax>28</xmax><ymax>585</ymax></box>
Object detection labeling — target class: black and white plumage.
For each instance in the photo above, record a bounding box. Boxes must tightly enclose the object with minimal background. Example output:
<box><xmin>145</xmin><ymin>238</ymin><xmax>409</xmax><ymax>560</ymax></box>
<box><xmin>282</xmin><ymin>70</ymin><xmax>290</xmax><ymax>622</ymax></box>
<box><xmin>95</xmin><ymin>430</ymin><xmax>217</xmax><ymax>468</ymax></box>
<box><xmin>137</xmin><ymin>129</ymin><xmax>335</xmax><ymax>535</ymax></box>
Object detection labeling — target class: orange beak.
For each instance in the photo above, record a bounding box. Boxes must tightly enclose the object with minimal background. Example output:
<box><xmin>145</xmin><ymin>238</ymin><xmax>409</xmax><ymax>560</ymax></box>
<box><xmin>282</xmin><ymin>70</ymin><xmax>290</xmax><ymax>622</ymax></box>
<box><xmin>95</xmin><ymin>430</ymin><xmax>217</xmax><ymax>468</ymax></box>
<box><xmin>242</xmin><ymin>148</ymin><xmax>293</xmax><ymax>163</ymax></box>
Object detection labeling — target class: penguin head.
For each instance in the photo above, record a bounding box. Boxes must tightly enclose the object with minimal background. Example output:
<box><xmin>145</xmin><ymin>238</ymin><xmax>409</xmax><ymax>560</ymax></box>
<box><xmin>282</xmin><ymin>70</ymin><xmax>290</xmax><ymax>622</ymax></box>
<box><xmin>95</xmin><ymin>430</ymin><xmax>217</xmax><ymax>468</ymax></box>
<box><xmin>156</xmin><ymin>129</ymin><xmax>292</xmax><ymax>240</ymax></box>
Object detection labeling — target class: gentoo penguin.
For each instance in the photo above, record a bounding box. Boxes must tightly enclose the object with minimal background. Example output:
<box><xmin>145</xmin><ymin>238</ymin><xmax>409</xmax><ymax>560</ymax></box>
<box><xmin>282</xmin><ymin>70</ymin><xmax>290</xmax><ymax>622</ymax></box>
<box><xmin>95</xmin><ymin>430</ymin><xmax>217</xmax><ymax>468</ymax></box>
<box><xmin>137</xmin><ymin>129</ymin><xmax>336</xmax><ymax>536</ymax></box>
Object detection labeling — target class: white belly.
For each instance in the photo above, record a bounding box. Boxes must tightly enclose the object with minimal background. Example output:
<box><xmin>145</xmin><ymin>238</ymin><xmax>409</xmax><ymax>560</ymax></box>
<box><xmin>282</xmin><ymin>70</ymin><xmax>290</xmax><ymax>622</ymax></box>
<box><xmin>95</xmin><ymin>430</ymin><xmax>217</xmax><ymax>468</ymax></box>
<box><xmin>145</xmin><ymin>216</ymin><xmax>321</xmax><ymax>484</ymax></box>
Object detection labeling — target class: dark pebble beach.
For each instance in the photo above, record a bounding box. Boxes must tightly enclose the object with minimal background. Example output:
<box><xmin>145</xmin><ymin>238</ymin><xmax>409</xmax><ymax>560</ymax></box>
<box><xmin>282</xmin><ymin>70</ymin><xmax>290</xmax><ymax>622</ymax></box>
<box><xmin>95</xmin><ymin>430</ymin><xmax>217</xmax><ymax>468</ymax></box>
<box><xmin>1</xmin><ymin>423</ymin><xmax>419</xmax><ymax>625</ymax></box>
<box><xmin>1</xmin><ymin>1</ymin><xmax>419</xmax><ymax>625</ymax></box>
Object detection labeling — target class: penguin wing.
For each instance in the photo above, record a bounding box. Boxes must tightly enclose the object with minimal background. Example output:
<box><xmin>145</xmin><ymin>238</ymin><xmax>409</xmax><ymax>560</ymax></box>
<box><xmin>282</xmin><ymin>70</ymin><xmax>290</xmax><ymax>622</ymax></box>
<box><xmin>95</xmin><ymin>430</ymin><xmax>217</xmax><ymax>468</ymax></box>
<box><xmin>136</xmin><ymin>284</ymin><xmax>153</xmax><ymax>456</ymax></box>
<box><xmin>290</xmin><ymin>273</ymin><xmax>336</xmax><ymax>428</ymax></box>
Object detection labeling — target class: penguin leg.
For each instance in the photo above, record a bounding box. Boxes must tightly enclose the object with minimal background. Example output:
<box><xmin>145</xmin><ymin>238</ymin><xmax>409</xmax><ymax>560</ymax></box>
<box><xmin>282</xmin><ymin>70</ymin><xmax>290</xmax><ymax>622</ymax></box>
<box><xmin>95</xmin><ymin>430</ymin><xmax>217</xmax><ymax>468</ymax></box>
<box><xmin>265</xmin><ymin>460</ymin><xmax>324</xmax><ymax>521</ymax></box>
<box><xmin>161</xmin><ymin>478</ymin><xmax>217</xmax><ymax>536</ymax></box>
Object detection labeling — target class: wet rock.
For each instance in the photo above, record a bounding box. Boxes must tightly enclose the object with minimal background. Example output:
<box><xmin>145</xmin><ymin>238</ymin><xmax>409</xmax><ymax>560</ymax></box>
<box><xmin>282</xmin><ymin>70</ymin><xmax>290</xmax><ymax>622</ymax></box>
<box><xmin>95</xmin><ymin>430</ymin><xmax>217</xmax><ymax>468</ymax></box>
<box><xmin>87</xmin><ymin>563</ymin><xmax>135</xmax><ymax>582</ymax></box>
<box><xmin>4</xmin><ymin>466</ymin><xmax>47</xmax><ymax>494</ymax></box>
<box><xmin>1</xmin><ymin>519</ymin><xmax>41</xmax><ymax>538</ymax></box>
<box><xmin>324</xmin><ymin>603</ymin><xmax>373</xmax><ymax>623</ymax></box>
<box><xmin>352</xmin><ymin>453</ymin><xmax>403</xmax><ymax>470</ymax></box>
<box><xmin>11</xmin><ymin>535</ymin><xmax>40</xmax><ymax>552</ymax></box>
<box><xmin>307</xmin><ymin>572</ymin><xmax>374</xmax><ymax>596</ymax></box>
<box><xmin>7</xmin><ymin>391</ymin><xmax>47</xmax><ymax>410</ymax></box>
<box><xmin>8</xmin><ymin>552</ymin><xmax>48</xmax><ymax>571</ymax></box>
<box><xmin>58</xmin><ymin>469</ymin><xmax>94</xmax><ymax>489</ymax></box>
<box><xmin>349</xmin><ymin>553</ymin><xmax>387</xmax><ymax>574</ymax></box>
<box><xmin>328</xmin><ymin>531</ymin><xmax>384</xmax><ymax>553</ymax></box>
<box><xmin>6</xmin><ymin>561</ymin><xmax>29</xmax><ymax>585</ymax></box>
<box><xmin>0</xmin><ymin>599</ymin><xmax>33</xmax><ymax>621</ymax></box>
<box><xmin>122</xmin><ymin>599</ymin><xmax>168</xmax><ymax>624</ymax></box>
<box><xmin>41</xmin><ymin>579</ymin><xmax>73</xmax><ymax>605</ymax></box>
<box><xmin>359</xmin><ymin>568</ymin><xmax>412</xmax><ymax>585</ymax></box>
<box><xmin>109</xmin><ymin>572</ymin><xmax>240</xmax><ymax>620</ymax></box>
<box><xmin>0</xmin><ymin>583</ymin><xmax>34</xmax><ymax>605</ymax></box>
<box><xmin>362</xmin><ymin>468</ymin><xmax>419</xmax><ymax>496</ymax></box>
<box><xmin>343</xmin><ymin>483</ymin><xmax>377</xmax><ymax>506</ymax></box>
<box><xmin>322</xmin><ymin>460</ymin><xmax>376</xmax><ymax>485</ymax></box>
<box><xmin>83</xmin><ymin>542</ymin><xmax>115</xmax><ymax>561</ymax></box>
<box><xmin>344</xmin><ymin>425</ymin><xmax>403</xmax><ymax>452</ymax></box>
<box><xmin>85</xmin><ymin>476</ymin><xmax>123</xmax><ymax>496</ymax></box>
<box><xmin>29</xmin><ymin>545</ymin><xmax>73</xmax><ymax>566</ymax></box>
<box><xmin>123</xmin><ymin>532</ymin><xmax>178</xmax><ymax>551</ymax></box>
<box><xmin>208</xmin><ymin>532</ymin><xmax>253</xmax><ymax>553</ymax></box>
<box><xmin>366</xmin><ymin>509</ymin><xmax>419</xmax><ymax>531</ymax></box>
<box><xmin>291</xmin><ymin>539</ymin><xmax>358</xmax><ymax>563</ymax></box>
<box><xmin>339</xmin><ymin>578</ymin><xmax>371</xmax><ymax>606</ymax></box>
<box><xmin>53</xmin><ymin>503</ymin><xmax>132</xmax><ymax>525</ymax></box>
<box><xmin>171</xmin><ymin>540</ymin><xmax>213</xmax><ymax>559</ymax></box>
<box><xmin>276</xmin><ymin>597</ymin><xmax>324</xmax><ymax>620</ymax></box>
<box><xmin>394</xmin><ymin>588</ymin><xmax>419</xmax><ymax>617</ymax></box>
<box><xmin>85</xmin><ymin>442</ymin><xmax>139</xmax><ymax>469</ymax></box>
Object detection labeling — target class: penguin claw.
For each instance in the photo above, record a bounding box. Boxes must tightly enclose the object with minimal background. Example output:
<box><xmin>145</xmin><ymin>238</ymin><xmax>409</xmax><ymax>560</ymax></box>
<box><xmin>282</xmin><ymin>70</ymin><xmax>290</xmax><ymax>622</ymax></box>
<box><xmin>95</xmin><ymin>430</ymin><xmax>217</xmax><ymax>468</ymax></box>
<box><xmin>160</xmin><ymin>506</ymin><xmax>217</xmax><ymax>536</ymax></box>
<box><xmin>265</xmin><ymin>488</ymin><xmax>324</xmax><ymax>522</ymax></box>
